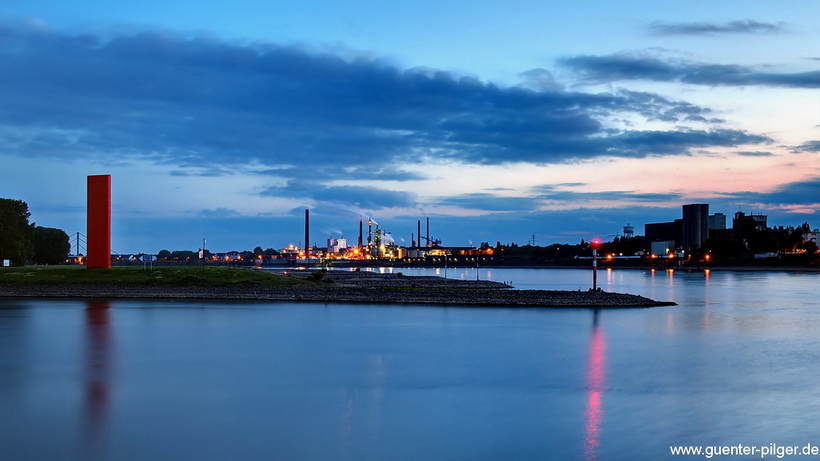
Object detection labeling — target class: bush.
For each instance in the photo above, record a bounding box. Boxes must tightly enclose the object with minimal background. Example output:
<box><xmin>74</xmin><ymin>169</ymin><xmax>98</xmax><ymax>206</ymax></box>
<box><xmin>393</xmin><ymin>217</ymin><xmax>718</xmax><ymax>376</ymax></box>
<box><xmin>306</xmin><ymin>269</ymin><xmax>328</xmax><ymax>282</ymax></box>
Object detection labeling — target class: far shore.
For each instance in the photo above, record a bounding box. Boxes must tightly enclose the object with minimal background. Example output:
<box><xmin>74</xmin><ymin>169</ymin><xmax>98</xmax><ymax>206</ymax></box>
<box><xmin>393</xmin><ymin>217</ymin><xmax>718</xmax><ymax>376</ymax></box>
<box><xmin>296</xmin><ymin>263</ymin><xmax>820</xmax><ymax>272</ymax></box>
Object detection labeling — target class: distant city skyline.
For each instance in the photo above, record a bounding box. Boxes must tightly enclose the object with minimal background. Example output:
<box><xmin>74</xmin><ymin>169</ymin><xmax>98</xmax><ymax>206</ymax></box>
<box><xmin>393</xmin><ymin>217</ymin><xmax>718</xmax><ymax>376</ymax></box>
<box><xmin>1</xmin><ymin>1</ymin><xmax>818</xmax><ymax>252</ymax></box>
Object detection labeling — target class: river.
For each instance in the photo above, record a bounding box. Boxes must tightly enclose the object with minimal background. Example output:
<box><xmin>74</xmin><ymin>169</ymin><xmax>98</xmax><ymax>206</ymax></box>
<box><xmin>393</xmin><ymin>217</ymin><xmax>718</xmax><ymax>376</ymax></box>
<box><xmin>1</xmin><ymin>267</ymin><xmax>818</xmax><ymax>460</ymax></box>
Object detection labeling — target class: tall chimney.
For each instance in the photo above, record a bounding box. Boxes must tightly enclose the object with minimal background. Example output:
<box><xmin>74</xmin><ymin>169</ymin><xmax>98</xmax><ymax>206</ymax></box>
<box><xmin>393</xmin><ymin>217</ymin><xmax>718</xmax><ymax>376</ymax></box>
<box><xmin>426</xmin><ymin>217</ymin><xmax>430</xmax><ymax>247</ymax></box>
<box><xmin>304</xmin><ymin>209</ymin><xmax>310</xmax><ymax>258</ymax></box>
<box><xmin>358</xmin><ymin>220</ymin><xmax>363</xmax><ymax>248</ymax></box>
<box><xmin>417</xmin><ymin>220</ymin><xmax>421</xmax><ymax>248</ymax></box>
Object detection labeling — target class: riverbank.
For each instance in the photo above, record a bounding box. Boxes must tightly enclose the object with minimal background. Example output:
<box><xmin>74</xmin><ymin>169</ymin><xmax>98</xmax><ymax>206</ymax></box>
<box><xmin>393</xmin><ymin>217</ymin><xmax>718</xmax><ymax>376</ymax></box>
<box><xmin>0</xmin><ymin>268</ymin><xmax>674</xmax><ymax>307</ymax></box>
<box><xmin>0</xmin><ymin>284</ymin><xmax>672</xmax><ymax>307</ymax></box>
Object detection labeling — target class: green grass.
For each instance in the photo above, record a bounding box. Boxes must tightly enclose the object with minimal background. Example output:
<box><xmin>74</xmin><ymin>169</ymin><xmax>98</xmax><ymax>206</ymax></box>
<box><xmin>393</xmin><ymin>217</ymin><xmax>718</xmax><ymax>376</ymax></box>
<box><xmin>0</xmin><ymin>266</ymin><xmax>313</xmax><ymax>288</ymax></box>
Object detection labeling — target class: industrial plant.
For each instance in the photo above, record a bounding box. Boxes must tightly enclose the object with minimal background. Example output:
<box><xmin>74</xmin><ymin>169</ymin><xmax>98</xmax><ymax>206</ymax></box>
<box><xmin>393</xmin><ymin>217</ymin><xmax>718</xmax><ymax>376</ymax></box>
<box><xmin>111</xmin><ymin>204</ymin><xmax>816</xmax><ymax>268</ymax></box>
<box><xmin>289</xmin><ymin>211</ymin><xmax>493</xmax><ymax>266</ymax></box>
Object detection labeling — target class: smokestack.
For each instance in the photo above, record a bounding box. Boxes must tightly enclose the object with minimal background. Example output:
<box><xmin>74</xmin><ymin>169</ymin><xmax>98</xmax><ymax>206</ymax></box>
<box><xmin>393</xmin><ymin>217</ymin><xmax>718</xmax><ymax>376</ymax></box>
<box><xmin>358</xmin><ymin>220</ymin><xmax>363</xmax><ymax>248</ymax></box>
<box><xmin>426</xmin><ymin>217</ymin><xmax>430</xmax><ymax>247</ymax></box>
<box><xmin>304</xmin><ymin>209</ymin><xmax>310</xmax><ymax>258</ymax></box>
<box><xmin>417</xmin><ymin>220</ymin><xmax>421</xmax><ymax>248</ymax></box>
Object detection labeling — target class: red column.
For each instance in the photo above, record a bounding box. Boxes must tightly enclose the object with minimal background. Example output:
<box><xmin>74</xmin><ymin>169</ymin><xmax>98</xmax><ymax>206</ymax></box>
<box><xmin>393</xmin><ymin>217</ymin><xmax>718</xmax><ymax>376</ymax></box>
<box><xmin>87</xmin><ymin>175</ymin><xmax>111</xmax><ymax>269</ymax></box>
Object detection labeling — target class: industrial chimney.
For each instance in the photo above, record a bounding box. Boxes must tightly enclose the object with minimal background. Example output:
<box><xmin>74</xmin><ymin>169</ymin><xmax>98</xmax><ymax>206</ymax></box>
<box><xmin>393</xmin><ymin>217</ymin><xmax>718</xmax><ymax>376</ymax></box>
<box><xmin>304</xmin><ymin>209</ymin><xmax>310</xmax><ymax>259</ymax></box>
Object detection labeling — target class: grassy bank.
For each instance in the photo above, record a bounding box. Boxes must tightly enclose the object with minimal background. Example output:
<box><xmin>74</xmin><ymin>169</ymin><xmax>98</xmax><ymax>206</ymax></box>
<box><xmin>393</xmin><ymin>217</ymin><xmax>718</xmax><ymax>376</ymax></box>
<box><xmin>0</xmin><ymin>266</ymin><xmax>312</xmax><ymax>288</ymax></box>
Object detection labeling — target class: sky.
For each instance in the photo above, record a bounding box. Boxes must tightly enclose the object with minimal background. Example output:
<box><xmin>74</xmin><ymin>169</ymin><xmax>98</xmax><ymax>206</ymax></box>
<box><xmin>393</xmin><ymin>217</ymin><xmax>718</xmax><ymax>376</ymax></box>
<box><xmin>1</xmin><ymin>0</ymin><xmax>819</xmax><ymax>253</ymax></box>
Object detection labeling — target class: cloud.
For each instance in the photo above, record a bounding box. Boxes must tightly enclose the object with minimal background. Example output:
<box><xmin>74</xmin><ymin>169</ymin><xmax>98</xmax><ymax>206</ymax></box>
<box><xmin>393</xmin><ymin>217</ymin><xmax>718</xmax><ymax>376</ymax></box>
<box><xmin>435</xmin><ymin>187</ymin><xmax>686</xmax><ymax>215</ymax></box>
<box><xmin>560</xmin><ymin>54</ymin><xmax>820</xmax><ymax>88</ymax></box>
<box><xmin>0</xmin><ymin>19</ymin><xmax>778</xmax><ymax>213</ymax></box>
<box><xmin>436</xmin><ymin>193</ymin><xmax>542</xmax><ymax>212</ymax></box>
<box><xmin>648</xmin><ymin>20</ymin><xmax>788</xmax><ymax>36</ymax></box>
<box><xmin>719</xmin><ymin>177</ymin><xmax>820</xmax><ymax>208</ymax></box>
<box><xmin>736</xmin><ymin>151</ymin><xmax>775</xmax><ymax>157</ymax></box>
<box><xmin>0</xmin><ymin>20</ymin><xmax>772</xmax><ymax>165</ymax></box>
<box><xmin>796</xmin><ymin>141</ymin><xmax>820</xmax><ymax>152</ymax></box>
<box><xmin>533</xmin><ymin>185</ymin><xmax>684</xmax><ymax>203</ymax></box>
<box><xmin>197</xmin><ymin>207</ymin><xmax>242</xmax><ymax>218</ymax></box>
<box><xmin>261</xmin><ymin>180</ymin><xmax>417</xmax><ymax>210</ymax></box>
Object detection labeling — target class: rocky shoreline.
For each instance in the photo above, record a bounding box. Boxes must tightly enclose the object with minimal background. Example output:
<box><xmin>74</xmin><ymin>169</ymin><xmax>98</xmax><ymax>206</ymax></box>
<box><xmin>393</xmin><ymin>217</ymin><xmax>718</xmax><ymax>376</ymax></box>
<box><xmin>0</xmin><ymin>270</ymin><xmax>674</xmax><ymax>308</ymax></box>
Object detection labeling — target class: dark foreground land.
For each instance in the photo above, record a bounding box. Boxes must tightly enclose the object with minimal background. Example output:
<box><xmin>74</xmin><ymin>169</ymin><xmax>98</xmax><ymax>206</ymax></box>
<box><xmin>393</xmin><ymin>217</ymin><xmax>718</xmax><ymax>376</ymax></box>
<box><xmin>0</xmin><ymin>267</ymin><xmax>674</xmax><ymax>308</ymax></box>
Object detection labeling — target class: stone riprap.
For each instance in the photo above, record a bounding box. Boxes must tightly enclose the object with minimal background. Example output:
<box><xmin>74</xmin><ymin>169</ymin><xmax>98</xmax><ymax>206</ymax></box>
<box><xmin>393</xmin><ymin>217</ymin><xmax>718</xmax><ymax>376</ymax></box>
<box><xmin>0</xmin><ymin>269</ymin><xmax>674</xmax><ymax>308</ymax></box>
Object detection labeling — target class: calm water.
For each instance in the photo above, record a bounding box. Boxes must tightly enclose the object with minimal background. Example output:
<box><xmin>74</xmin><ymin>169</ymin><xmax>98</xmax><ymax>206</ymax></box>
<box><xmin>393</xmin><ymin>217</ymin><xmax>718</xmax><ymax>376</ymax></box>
<box><xmin>1</xmin><ymin>268</ymin><xmax>819</xmax><ymax>460</ymax></box>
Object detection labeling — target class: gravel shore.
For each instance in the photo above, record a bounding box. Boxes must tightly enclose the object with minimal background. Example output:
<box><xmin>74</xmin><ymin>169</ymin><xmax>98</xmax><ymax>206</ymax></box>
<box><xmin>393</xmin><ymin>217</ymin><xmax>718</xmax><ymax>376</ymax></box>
<box><xmin>0</xmin><ymin>270</ymin><xmax>674</xmax><ymax>308</ymax></box>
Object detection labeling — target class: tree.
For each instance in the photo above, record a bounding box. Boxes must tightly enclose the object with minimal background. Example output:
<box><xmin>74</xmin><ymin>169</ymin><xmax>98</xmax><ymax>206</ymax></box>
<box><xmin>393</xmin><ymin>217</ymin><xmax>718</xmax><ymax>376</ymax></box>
<box><xmin>0</xmin><ymin>198</ymin><xmax>35</xmax><ymax>266</ymax></box>
<box><xmin>32</xmin><ymin>226</ymin><xmax>70</xmax><ymax>265</ymax></box>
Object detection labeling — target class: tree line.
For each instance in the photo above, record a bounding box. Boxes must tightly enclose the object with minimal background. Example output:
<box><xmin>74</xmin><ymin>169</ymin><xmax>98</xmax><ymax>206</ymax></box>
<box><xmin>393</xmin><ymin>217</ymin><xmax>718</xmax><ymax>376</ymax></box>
<box><xmin>0</xmin><ymin>198</ymin><xmax>70</xmax><ymax>266</ymax></box>
<box><xmin>156</xmin><ymin>247</ymin><xmax>281</xmax><ymax>262</ymax></box>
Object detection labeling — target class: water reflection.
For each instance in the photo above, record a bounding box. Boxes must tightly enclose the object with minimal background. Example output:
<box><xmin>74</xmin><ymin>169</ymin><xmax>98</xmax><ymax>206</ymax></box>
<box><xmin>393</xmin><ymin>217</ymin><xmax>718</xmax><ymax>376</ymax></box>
<box><xmin>583</xmin><ymin>310</ymin><xmax>605</xmax><ymax>461</ymax></box>
<box><xmin>337</xmin><ymin>353</ymin><xmax>387</xmax><ymax>458</ymax></box>
<box><xmin>84</xmin><ymin>301</ymin><xmax>112</xmax><ymax>442</ymax></box>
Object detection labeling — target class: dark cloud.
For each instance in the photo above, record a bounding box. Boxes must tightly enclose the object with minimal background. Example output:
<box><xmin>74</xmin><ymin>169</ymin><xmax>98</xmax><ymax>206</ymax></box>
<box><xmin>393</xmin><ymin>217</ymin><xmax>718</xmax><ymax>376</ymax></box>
<box><xmin>197</xmin><ymin>207</ymin><xmax>242</xmax><ymax>218</ymax></box>
<box><xmin>718</xmin><ymin>177</ymin><xmax>820</xmax><ymax>208</ymax></box>
<box><xmin>599</xmin><ymin>129</ymin><xmax>771</xmax><ymax>157</ymax></box>
<box><xmin>609</xmin><ymin>89</ymin><xmax>717</xmax><ymax>123</ymax></box>
<box><xmin>649</xmin><ymin>20</ymin><xmax>788</xmax><ymax>36</ymax></box>
<box><xmin>763</xmin><ymin>178</ymin><xmax>820</xmax><ymax>206</ymax></box>
<box><xmin>560</xmin><ymin>54</ymin><xmax>820</xmax><ymax>88</ymax></box>
<box><xmin>332</xmin><ymin>168</ymin><xmax>428</xmax><ymax>181</ymax></box>
<box><xmin>796</xmin><ymin>141</ymin><xmax>820</xmax><ymax>152</ymax></box>
<box><xmin>533</xmin><ymin>185</ymin><xmax>684</xmax><ymax>203</ymax></box>
<box><xmin>170</xmin><ymin>167</ymin><xmax>234</xmax><ymax>177</ymax></box>
<box><xmin>0</xmin><ymin>21</ymin><xmax>771</xmax><ymax>163</ymax></box>
<box><xmin>435</xmin><ymin>193</ymin><xmax>542</xmax><ymax>212</ymax></box>
<box><xmin>736</xmin><ymin>151</ymin><xmax>775</xmax><ymax>157</ymax></box>
<box><xmin>261</xmin><ymin>180</ymin><xmax>417</xmax><ymax>210</ymax></box>
<box><xmin>436</xmin><ymin>188</ymin><xmax>685</xmax><ymax>214</ymax></box>
<box><xmin>0</xmin><ymin>20</ymin><xmax>779</xmax><ymax>211</ymax></box>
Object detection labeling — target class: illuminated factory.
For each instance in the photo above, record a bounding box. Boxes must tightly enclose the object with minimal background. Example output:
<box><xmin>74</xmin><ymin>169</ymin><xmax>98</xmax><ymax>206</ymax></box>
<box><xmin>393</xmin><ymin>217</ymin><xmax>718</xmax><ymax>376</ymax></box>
<box><xmin>294</xmin><ymin>210</ymin><xmax>493</xmax><ymax>265</ymax></box>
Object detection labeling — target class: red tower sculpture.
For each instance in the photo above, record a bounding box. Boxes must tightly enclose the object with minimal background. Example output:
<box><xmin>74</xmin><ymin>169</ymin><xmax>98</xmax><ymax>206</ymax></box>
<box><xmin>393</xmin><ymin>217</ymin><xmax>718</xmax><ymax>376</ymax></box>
<box><xmin>87</xmin><ymin>175</ymin><xmax>111</xmax><ymax>269</ymax></box>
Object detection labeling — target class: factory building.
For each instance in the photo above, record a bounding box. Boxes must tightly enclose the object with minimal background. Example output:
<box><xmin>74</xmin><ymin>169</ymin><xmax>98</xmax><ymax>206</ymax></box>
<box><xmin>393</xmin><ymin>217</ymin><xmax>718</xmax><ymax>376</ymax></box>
<box><xmin>645</xmin><ymin>204</ymin><xmax>726</xmax><ymax>254</ymax></box>
<box><xmin>644</xmin><ymin>220</ymin><xmax>681</xmax><ymax>256</ymax></box>
<box><xmin>327</xmin><ymin>237</ymin><xmax>347</xmax><ymax>254</ymax></box>
<box><xmin>682</xmin><ymin>204</ymin><xmax>709</xmax><ymax>252</ymax></box>
<box><xmin>733</xmin><ymin>211</ymin><xmax>768</xmax><ymax>231</ymax></box>
<box><xmin>708</xmin><ymin>213</ymin><xmax>727</xmax><ymax>230</ymax></box>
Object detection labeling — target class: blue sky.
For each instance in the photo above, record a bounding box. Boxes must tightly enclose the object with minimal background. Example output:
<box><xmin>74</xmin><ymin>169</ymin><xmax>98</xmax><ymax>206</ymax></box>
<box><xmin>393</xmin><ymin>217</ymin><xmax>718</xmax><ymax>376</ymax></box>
<box><xmin>1</xmin><ymin>1</ymin><xmax>819</xmax><ymax>253</ymax></box>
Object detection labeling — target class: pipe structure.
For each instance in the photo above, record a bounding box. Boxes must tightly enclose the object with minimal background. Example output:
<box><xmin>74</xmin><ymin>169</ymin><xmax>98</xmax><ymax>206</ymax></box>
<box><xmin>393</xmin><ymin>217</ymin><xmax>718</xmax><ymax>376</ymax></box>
<box><xmin>591</xmin><ymin>239</ymin><xmax>600</xmax><ymax>290</ymax></box>
<box><xmin>592</xmin><ymin>247</ymin><xmax>597</xmax><ymax>290</ymax></box>
<box><xmin>304</xmin><ymin>209</ymin><xmax>310</xmax><ymax>258</ymax></box>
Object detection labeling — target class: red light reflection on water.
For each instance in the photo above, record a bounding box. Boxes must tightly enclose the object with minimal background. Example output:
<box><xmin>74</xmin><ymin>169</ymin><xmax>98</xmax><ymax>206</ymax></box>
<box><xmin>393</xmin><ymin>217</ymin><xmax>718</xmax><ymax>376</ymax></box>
<box><xmin>583</xmin><ymin>313</ymin><xmax>605</xmax><ymax>461</ymax></box>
